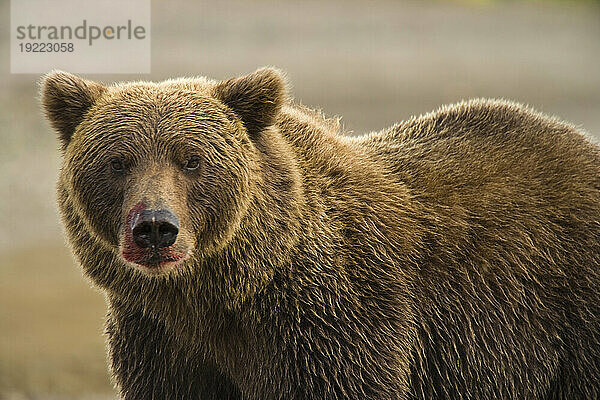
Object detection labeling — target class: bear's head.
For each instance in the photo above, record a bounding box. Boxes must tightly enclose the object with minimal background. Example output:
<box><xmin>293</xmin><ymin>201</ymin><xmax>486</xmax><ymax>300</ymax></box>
<box><xmin>41</xmin><ymin>68</ymin><xmax>290</xmax><ymax>277</ymax></box>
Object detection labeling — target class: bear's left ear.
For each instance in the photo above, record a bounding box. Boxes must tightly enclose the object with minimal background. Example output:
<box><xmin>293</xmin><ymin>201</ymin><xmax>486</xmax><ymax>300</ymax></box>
<box><xmin>213</xmin><ymin>67</ymin><xmax>288</xmax><ymax>137</ymax></box>
<box><xmin>40</xmin><ymin>71</ymin><xmax>106</xmax><ymax>150</ymax></box>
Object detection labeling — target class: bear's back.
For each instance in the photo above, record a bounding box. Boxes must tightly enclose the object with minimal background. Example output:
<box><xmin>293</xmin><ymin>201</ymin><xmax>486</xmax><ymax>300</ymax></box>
<box><xmin>361</xmin><ymin>99</ymin><xmax>599</xmax><ymax>219</ymax></box>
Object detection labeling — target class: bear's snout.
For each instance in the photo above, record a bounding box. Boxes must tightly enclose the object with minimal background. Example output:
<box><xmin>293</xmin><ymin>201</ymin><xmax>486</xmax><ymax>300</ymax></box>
<box><xmin>121</xmin><ymin>203</ymin><xmax>188</xmax><ymax>271</ymax></box>
<box><xmin>131</xmin><ymin>209</ymin><xmax>179</xmax><ymax>249</ymax></box>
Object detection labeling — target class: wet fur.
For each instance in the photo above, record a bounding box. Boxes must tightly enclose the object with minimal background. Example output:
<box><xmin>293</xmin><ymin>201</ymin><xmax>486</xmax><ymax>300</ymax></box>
<box><xmin>41</xmin><ymin>68</ymin><xmax>600</xmax><ymax>399</ymax></box>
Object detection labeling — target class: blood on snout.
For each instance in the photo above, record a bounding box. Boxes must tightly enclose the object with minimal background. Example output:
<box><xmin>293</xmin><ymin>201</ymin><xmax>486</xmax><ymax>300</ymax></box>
<box><xmin>122</xmin><ymin>201</ymin><xmax>147</xmax><ymax>262</ymax></box>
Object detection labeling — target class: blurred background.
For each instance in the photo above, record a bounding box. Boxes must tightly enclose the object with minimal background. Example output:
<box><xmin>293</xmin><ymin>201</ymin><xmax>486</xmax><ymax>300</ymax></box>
<box><xmin>1</xmin><ymin>0</ymin><xmax>599</xmax><ymax>398</ymax></box>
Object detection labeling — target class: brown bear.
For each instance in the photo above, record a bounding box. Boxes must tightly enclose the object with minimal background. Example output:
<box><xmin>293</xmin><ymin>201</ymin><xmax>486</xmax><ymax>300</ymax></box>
<box><xmin>41</xmin><ymin>68</ymin><xmax>600</xmax><ymax>399</ymax></box>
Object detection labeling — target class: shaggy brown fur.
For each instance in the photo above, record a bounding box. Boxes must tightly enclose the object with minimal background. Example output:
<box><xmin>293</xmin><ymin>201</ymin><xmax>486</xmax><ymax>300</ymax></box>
<box><xmin>41</xmin><ymin>68</ymin><xmax>600</xmax><ymax>399</ymax></box>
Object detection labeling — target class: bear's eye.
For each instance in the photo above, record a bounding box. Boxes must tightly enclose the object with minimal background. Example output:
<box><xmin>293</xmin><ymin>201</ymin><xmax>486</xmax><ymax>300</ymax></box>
<box><xmin>110</xmin><ymin>158</ymin><xmax>125</xmax><ymax>172</ymax></box>
<box><xmin>185</xmin><ymin>155</ymin><xmax>201</xmax><ymax>171</ymax></box>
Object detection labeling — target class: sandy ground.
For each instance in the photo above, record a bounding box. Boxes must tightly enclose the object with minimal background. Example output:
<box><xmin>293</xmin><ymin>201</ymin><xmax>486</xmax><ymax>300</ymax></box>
<box><xmin>1</xmin><ymin>0</ymin><xmax>599</xmax><ymax>397</ymax></box>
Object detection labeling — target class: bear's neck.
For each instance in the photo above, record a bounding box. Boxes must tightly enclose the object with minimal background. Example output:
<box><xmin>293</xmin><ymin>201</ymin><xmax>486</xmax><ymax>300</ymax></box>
<box><xmin>198</xmin><ymin>104</ymin><xmax>421</xmax><ymax>310</ymax></box>
<box><xmin>195</xmin><ymin>123</ymin><xmax>308</xmax><ymax>310</ymax></box>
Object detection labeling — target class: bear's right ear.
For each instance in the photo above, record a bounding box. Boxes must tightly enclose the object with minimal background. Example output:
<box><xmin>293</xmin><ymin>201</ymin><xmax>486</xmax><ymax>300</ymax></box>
<box><xmin>40</xmin><ymin>71</ymin><xmax>106</xmax><ymax>150</ymax></box>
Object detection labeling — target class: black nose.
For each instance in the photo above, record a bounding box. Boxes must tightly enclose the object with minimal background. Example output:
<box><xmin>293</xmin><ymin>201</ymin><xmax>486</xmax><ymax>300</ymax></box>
<box><xmin>131</xmin><ymin>209</ymin><xmax>179</xmax><ymax>249</ymax></box>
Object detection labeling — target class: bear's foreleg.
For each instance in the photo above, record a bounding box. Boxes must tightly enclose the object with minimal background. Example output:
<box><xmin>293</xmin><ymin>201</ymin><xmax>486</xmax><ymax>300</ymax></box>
<box><xmin>105</xmin><ymin>301</ymin><xmax>242</xmax><ymax>400</ymax></box>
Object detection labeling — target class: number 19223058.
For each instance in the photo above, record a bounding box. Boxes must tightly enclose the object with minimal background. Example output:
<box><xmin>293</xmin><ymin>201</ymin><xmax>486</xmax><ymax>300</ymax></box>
<box><xmin>19</xmin><ymin>42</ymin><xmax>74</xmax><ymax>52</ymax></box>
